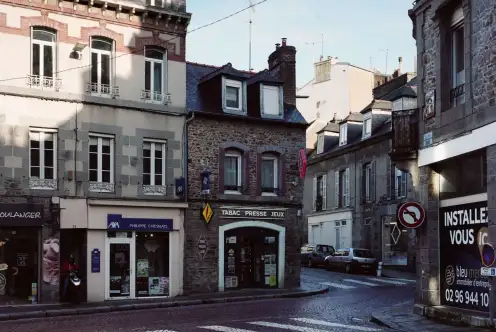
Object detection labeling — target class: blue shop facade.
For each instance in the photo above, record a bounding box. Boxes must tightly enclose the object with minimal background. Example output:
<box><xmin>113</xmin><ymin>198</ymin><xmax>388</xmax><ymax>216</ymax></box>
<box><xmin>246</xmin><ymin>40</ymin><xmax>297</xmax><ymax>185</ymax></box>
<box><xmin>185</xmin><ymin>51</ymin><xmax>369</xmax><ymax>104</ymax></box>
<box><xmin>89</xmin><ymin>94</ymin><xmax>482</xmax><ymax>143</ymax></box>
<box><xmin>59</xmin><ymin>198</ymin><xmax>187</xmax><ymax>303</ymax></box>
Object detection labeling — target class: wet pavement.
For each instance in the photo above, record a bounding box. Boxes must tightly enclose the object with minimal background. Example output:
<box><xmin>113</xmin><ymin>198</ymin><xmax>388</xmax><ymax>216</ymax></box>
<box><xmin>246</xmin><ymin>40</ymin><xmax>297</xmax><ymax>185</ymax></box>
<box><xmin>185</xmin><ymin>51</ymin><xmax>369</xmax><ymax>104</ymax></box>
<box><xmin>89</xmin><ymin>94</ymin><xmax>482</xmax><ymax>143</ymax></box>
<box><xmin>0</xmin><ymin>268</ymin><xmax>479</xmax><ymax>331</ymax></box>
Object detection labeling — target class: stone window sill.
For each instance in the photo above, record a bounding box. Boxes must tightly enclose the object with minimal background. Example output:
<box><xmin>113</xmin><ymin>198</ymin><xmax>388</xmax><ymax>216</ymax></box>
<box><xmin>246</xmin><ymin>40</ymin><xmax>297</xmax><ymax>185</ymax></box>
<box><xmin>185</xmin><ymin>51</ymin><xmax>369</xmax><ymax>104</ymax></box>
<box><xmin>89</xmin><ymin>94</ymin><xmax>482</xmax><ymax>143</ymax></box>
<box><xmin>29</xmin><ymin>178</ymin><xmax>57</xmax><ymax>190</ymax></box>
<box><xmin>143</xmin><ymin>185</ymin><xmax>167</xmax><ymax>195</ymax></box>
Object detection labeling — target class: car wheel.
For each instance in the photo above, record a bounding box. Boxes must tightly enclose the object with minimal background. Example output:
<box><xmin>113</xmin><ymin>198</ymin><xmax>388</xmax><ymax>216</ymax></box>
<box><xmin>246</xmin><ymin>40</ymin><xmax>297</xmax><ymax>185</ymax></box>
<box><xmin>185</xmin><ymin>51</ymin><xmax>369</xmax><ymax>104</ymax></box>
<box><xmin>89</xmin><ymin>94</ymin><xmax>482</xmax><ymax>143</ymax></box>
<box><xmin>307</xmin><ymin>258</ymin><xmax>313</xmax><ymax>268</ymax></box>
<box><xmin>345</xmin><ymin>263</ymin><xmax>352</xmax><ymax>274</ymax></box>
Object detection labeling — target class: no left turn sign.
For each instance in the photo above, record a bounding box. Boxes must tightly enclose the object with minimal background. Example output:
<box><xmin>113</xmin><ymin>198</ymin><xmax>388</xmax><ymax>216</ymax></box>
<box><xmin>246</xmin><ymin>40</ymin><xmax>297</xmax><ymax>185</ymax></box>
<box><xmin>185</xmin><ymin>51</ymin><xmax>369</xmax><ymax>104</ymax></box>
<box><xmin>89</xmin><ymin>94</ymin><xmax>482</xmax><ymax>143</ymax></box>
<box><xmin>397</xmin><ymin>202</ymin><xmax>426</xmax><ymax>229</ymax></box>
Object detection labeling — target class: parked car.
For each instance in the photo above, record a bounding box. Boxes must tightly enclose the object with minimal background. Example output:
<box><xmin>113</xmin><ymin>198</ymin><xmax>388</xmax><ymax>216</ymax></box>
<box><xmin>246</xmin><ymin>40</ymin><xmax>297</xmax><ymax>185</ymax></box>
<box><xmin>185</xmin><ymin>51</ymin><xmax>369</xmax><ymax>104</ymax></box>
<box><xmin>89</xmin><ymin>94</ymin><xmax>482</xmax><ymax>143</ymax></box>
<box><xmin>324</xmin><ymin>248</ymin><xmax>377</xmax><ymax>274</ymax></box>
<box><xmin>300</xmin><ymin>244</ymin><xmax>335</xmax><ymax>268</ymax></box>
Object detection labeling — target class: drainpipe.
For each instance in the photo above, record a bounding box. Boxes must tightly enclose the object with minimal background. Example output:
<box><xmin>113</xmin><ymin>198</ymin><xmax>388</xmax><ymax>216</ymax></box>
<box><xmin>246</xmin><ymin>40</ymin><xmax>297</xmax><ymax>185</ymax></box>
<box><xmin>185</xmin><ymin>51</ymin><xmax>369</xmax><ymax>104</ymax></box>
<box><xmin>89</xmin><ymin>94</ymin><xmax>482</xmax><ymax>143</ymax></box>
<box><xmin>183</xmin><ymin>112</ymin><xmax>195</xmax><ymax>201</ymax></box>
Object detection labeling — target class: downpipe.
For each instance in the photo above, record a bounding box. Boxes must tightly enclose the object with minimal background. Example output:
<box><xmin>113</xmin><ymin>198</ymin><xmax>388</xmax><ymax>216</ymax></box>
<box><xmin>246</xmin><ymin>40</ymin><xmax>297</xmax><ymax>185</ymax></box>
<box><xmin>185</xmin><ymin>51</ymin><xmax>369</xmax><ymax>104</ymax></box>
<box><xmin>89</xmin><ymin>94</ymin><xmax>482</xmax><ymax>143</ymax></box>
<box><xmin>183</xmin><ymin>112</ymin><xmax>195</xmax><ymax>201</ymax></box>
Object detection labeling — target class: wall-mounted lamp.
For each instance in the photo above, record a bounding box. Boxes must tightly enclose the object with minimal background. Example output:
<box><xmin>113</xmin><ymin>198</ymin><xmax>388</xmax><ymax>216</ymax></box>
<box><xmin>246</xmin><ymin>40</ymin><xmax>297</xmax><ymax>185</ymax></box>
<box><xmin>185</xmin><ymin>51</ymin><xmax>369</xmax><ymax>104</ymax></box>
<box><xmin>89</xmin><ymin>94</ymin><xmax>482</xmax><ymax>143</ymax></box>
<box><xmin>70</xmin><ymin>43</ymin><xmax>87</xmax><ymax>60</ymax></box>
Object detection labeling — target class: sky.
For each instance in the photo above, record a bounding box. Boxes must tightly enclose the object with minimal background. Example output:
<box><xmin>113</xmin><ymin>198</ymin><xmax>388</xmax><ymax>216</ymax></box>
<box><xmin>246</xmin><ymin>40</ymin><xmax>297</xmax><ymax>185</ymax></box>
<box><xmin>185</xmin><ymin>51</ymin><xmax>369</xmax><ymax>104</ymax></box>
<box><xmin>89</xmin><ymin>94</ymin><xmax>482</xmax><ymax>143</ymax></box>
<box><xmin>185</xmin><ymin>0</ymin><xmax>417</xmax><ymax>88</ymax></box>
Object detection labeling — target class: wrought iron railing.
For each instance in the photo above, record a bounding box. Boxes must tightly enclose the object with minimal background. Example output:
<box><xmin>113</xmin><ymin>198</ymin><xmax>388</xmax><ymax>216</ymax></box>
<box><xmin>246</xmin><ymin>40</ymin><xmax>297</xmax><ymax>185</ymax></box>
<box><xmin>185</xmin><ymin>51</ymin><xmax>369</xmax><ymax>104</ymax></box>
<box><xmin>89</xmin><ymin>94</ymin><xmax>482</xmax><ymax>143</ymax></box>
<box><xmin>450</xmin><ymin>83</ymin><xmax>465</xmax><ymax>108</ymax></box>
<box><xmin>26</xmin><ymin>75</ymin><xmax>62</xmax><ymax>91</ymax></box>
<box><xmin>141</xmin><ymin>89</ymin><xmax>164</xmax><ymax>103</ymax></box>
<box><xmin>86</xmin><ymin>83</ymin><xmax>120</xmax><ymax>97</ymax></box>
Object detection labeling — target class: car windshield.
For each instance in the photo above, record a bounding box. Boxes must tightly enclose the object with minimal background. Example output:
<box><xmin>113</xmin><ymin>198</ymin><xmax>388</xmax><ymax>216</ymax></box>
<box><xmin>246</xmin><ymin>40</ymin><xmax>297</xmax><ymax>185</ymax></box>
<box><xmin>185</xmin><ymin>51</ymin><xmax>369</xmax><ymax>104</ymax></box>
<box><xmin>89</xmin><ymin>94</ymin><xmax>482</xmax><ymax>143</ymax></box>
<box><xmin>320</xmin><ymin>245</ymin><xmax>332</xmax><ymax>253</ymax></box>
<box><xmin>354</xmin><ymin>249</ymin><xmax>374</xmax><ymax>258</ymax></box>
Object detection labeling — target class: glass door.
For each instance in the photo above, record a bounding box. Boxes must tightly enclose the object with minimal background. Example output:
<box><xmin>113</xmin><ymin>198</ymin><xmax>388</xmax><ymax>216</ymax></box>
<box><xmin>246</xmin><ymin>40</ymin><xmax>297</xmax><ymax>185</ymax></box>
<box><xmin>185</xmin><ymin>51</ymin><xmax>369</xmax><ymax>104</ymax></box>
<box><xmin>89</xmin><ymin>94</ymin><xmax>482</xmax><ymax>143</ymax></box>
<box><xmin>107</xmin><ymin>238</ymin><xmax>135</xmax><ymax>299</ymax></box>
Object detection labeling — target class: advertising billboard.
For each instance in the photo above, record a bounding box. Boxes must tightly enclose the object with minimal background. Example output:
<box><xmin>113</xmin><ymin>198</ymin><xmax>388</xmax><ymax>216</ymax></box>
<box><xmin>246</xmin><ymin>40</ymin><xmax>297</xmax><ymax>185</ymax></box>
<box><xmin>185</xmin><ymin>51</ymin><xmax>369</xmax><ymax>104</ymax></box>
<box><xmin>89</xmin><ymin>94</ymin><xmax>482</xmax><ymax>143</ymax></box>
<box><xmin>439</xmin><ymin>200</ymin><xmax>490</xmax><ymax>312</ymax></box>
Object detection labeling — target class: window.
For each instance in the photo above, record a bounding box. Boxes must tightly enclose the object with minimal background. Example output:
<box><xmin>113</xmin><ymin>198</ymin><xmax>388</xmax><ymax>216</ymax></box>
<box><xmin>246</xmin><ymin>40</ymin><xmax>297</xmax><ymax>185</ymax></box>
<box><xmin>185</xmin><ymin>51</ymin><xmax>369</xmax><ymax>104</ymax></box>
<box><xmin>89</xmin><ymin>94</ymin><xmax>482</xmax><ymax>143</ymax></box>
<box><xmin>395</xmin><ymin>167</ymin><xmax>408</xmax><ymax>198</ymax></box>
<box><xmin>339</xmin><ymin>124</ymin><xmax>347</xmax><ymax>146</ymax></box>
<box><xmin>335</xmin><ymin>168</ymin><xmax>349</xmax><ymax>207</ymax></box>
<box><xmin>89</xmin><ymin>37</ymin><xmax>114</xmax><ymax>96</ymax></box>
<box><xmin>316</xmin><ymin>134</ymin><xmax>324</xmax><ymax>154</ymax></box>
<box><xmin>143</xmin><ymin>47</ymin><xmax>165</xmax><ymax>103</ymax></box>
<box><xmin>261</xmin><ymin>84</ymin><xmax>282</xmax><ymax>116</ymax></box>
<box><xmin>364</xmin><ymin>163</ymin><xmax>372</xmax><ymax>202</ymax></box>
<box><xmin>143</xmin><ymin>140</ymin><xmax>166</xmax><ymax>190</ymax></box>
<box><xmin>450</xmin><ymin>7</ymin><xmax>465</xmax><ymax>107</ymax></box>
<box><xmin>223</xmin><ymin>79</ymin><xmax>243</xmax><ymax>111</ymax></box>
<box><xmin>313</xmin><ymin>174</ymin><xmax>327</xmax><ymax>211</ymax></box>
<box><xmin>224</xmin><ymin>150</ymin><xmax>242</xmax><ymax>193</ymax></box>
<box><xmin>30</xmin><ymin>27</ymin><xmax>56</xmax><ymax>89</ymax></box>
<box><xmin>362</xmin><ymin>114</ymin><xmax>372</xmax><ymax>138</ymax></box>
<box><xmin>261</xmin><ymin>154</ymin><xmax>278</xmax><ymax>195</ymax></box>
<box><xmin>29</xmin><ymin>129</ymin><xmax>57</xmax><ymax>189</ymax></box>
<box><xmin>89</xmin><ymin>134</ymin><xmax>114</xmax><ymax>192</ymax></box>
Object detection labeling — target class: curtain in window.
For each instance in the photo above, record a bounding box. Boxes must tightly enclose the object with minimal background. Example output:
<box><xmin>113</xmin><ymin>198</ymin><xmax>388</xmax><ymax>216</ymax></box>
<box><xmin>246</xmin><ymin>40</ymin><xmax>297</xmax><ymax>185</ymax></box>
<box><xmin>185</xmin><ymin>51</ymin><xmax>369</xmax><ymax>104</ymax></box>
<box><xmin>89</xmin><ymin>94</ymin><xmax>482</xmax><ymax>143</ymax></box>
<box><xmin>261</xmin><ymin>159</ymin><xmax>275</xmax><ymax>189</ymax></box>
<box><xmin>225</xmin><ymin>87</ymin><xmax>239</xmax><ymax>108</ymax></box>
<box><xmin>224</xmin><ymin>156</ymin><xmax>238</xmax><ymax>187</ymax></box>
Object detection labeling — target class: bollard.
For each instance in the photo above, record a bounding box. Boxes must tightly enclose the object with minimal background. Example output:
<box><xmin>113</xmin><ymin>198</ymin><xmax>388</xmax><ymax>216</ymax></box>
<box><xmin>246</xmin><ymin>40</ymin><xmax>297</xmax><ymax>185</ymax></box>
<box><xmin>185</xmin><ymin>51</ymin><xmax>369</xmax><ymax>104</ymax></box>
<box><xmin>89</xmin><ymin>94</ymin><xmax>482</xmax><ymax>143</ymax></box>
<box><xmin>377</xmin><ymin>262</ymin><xmax>383</xmax><ymax>277</ymax></box>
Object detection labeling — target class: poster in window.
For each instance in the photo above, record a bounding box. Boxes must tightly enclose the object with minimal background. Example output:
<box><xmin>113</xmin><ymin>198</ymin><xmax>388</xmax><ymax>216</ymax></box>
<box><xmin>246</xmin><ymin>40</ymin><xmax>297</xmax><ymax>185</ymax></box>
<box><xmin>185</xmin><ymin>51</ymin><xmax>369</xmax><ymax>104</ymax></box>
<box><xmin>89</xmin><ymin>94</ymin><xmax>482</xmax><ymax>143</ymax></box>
<box><xmin>148</xmin><ymin>277</ymin><xmax>169</xmax><ymax>296</ymax></box>
<box><xmin>136</xmin><ymin>259</ymin><xmax>149</xmax><ymax>278</ymax></box>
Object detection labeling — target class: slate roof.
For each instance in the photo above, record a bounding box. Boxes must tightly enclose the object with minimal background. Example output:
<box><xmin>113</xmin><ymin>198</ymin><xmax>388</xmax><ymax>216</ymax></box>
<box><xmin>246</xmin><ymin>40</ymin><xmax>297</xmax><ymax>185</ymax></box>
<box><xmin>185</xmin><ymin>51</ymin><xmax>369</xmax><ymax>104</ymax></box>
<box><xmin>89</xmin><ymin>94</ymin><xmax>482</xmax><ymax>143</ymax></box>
<box><xmin>317</xmin><ymin>122</ymin><xmax>339</xmax><ymax>134</ymax></box>
<box><xmin>359</xmin><ymin>100</ymin><xmax>393</xmax><ymax>114</ymax></box>
<box><xmin>186</xmin><ymin>62</ymin><xmax>307</xmax><ymax>125</ymax></box>
<box><xmin>309</xmin><ymin>76</ymin><xmax>418</xmax><ymax>160</ymax></box>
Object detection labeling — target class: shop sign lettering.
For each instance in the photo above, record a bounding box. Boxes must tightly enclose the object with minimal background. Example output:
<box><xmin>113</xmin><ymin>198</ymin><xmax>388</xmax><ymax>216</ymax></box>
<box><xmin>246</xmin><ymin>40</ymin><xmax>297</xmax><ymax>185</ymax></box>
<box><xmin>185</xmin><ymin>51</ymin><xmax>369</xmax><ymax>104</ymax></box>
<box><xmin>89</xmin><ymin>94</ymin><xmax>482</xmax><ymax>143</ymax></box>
<box><xmin>107</xmin><ymin>214</ymin><xmax>173</xmax><ymax>231</ymax></box>
<box><xmin>440</xmin><ymin>200</ymin><xmax>490</xmax><ymax>312</ymax></box>
<box><xmin>219</xmin><ymin>207</ymin><xmax>286</xmax><ymax>220</ymax></box>
<box><xmin>0</xmin><ymin>212</ymin><xmax>41</xmax><ymax>219</ymax></box>
<box><xmin>0</xmin><ymin>204</ymin><xmax>44</xmax><ymax>227</ymax></box>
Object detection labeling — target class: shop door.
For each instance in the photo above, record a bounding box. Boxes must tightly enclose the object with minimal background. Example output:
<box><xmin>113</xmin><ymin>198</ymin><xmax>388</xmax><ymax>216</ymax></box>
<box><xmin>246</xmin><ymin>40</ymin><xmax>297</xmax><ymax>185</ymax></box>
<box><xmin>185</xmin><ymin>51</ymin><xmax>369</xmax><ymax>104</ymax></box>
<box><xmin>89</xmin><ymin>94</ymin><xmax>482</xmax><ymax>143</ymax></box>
<box><xmin>107</xmin><ymin>238</ymin><xmax>135</xmax><ymax>299</ymax></box>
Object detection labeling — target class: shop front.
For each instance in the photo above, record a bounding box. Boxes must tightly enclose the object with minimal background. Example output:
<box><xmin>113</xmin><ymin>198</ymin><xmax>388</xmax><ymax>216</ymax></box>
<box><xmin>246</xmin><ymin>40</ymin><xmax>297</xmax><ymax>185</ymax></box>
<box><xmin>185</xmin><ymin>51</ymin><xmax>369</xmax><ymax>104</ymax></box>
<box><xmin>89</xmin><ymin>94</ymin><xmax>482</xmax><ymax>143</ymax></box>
<box><xmin>84</xmin><ymin>200</ymin><xmax>185</xmax><ymax>302</ymax></box>
<box><xmin>217</xmin><ymin>206</ymin><xmax>287</xmax><ymax>292</ymax></box>
<box><xmin>0</xmin><ymin>202</ymin><xmax>50</xmax><ymax>305</ymax></box>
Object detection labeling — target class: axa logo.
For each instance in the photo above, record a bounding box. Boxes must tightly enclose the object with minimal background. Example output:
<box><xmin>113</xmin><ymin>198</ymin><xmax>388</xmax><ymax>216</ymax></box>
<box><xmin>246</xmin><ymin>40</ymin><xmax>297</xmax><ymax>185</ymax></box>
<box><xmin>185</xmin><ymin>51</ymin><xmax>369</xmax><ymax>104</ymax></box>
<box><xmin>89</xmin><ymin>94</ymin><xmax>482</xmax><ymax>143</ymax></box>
<box><xmin>108</xmin><ymin>221</ymin><xmax>120</xmax><ymax>229</ymax></box>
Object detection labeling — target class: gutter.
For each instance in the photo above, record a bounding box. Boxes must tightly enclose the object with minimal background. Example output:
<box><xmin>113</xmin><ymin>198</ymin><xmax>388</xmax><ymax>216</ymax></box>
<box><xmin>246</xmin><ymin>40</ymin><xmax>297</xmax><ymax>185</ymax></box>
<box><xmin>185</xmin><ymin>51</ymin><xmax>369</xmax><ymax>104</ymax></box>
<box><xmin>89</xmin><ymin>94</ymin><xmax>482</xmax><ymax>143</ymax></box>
<box><xmin>183</xmin><ymin>112</ymin><xmax>195</xmax><ymax>201</ymax></box>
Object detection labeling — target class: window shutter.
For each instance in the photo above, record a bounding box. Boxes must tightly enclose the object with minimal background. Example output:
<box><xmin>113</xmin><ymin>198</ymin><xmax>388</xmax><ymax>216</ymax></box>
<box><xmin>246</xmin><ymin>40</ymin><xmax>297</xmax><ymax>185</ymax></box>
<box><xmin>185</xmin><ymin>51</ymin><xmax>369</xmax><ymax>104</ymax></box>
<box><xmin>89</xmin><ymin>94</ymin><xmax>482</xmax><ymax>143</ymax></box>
<box><xmin>386</xmin><ymin>158</ymin><xmax>391</xmax><ymax>200</ymax></box>
<box><xmin>221</xmin><ymin>76</ymin><xmax>227</xmax><ymax>110</ymax></box>
<box><xmin>401</xmin><ymin>171</ymin><xmax>408</xmax><ymax>197</ymax></box>
<box><xmin>242</xmin><ymin>81</ymin><xmax>248</xmax><ymax>112</ymax></box>
<box><xmin>313</xmin><ymin>176</ymin><xmax>317</xmax><ymax>211</ymax></box>
<box><xmin>334</xmin><ymin>170</ymin><xmax>339</xmax><ymax>208</ymax></box>
<box><xmin>279</xmin><ymin>154</ymin><xmax>286</xmax><ymax>196</ymax></box>
<box><xmin>371</xmin><ymin>160</ymin><xmax>376</xmax><ymax>202</ymax></box>
<box><xmin>345</xmin><ymin>168</ymin><xmax>350</xmax><ymax>207</ymax></box>
<box><xmin>278</xmin><ymin>86</ymin><xmax>284</xmax><ymax>116</ymax></box>
<box><xmin>322</xmin><ymin>174</ymin><xmax>327</xmax><ymax>210</ymax></box>
<box><xmin>260</xmin><ymin>84</ymin><xmax>264</xmax><ymax>115</ymax></box>
<box><xmin>163</xmin><ymin>49</ymin><xmax>168</xmax><ymax>101</ymax></box>
<box><xmin>218</xmin><ymin>147</ymin><xmax>225</xmax><ymax>192</ymax></box>
<box><xmin>243</xmin><ymin>150</ymin><xmax>250</xmax><ymax>194</ymax></box>
<box><xmin>359</xmin><ymin>166</ymin><xmax>364</xmax><ymax>204</ymax></box>
<box><xmin>256</xmin><ymin>153</ymin><xmax>262</xmax><ymax>195</ymax></box>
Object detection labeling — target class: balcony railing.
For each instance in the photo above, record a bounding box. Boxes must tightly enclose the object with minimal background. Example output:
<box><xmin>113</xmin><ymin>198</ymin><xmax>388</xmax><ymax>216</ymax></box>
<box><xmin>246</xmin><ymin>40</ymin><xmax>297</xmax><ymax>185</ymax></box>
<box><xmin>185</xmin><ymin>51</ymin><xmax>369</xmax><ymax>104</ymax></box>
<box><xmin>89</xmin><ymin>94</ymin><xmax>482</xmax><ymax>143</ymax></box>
<box><xmin>141</xmin><ymin>89</ymin><xmax>164</xmax><ymax>103</ymax></box>
<box><xmin>86</xmin><ymin>83</ymin><xmax>120</xmax><ymax>98</ymax></box>
<box><xmin>450</xmin><ymin>83</ymin><xmax>465</xmax><ymax>108</ymax></box>
<box><xmin>26</xmin><ymin>75</ymin><xmax>62</xmax><ymax>91</ymax></box>
<box><xmin>390</xmin><ymin>108</ymin><xmax>419</xmax><ymax>162</ymax></box>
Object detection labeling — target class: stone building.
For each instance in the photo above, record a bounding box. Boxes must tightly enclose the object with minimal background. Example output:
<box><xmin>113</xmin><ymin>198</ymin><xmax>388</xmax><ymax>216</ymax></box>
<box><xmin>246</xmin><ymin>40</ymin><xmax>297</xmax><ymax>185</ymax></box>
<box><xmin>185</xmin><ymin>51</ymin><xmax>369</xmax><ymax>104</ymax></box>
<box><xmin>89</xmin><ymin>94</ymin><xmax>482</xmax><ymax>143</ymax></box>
<box><xmin>399</xmin><ymin>0</ymin><xmax>496</xmax><ymax>315</ymax></box>
<box><xmin>184</xmin><ymin>38</ymin><xmax>307</xmax><ymax>294</ymax></box>
<box><xmin>303</xmin><ymin>71</ymin><xmax>418</xmax><ymax>271</ymax></box>
<box><xmin>0</xmin><ymin>0</ymin><xmax>190</xmax><ymax>304</ymax></box>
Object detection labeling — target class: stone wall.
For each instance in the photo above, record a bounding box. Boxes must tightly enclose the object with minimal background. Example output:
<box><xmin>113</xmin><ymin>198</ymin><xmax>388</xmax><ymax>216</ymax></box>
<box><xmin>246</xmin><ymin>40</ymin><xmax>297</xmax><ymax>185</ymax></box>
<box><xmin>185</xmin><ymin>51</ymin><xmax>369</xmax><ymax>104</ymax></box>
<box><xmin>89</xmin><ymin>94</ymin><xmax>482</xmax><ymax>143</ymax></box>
<box><xmin>184</xmin><ymin>116</ymin><xmax>306</xmax><ymax>294</ymax></box>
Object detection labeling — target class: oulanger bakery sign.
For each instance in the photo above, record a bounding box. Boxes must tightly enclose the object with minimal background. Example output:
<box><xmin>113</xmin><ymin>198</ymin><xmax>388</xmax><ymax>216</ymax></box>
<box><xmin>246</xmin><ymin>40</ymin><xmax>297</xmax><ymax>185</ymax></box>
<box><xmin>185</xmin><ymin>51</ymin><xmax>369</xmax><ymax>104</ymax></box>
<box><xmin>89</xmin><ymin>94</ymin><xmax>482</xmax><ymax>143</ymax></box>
<box><xmin>0</xmin><ymin>204</ymin><xmax>44</xmax><ymax>226</ymax></box>
<box><xmin>219</xmin><ymin>207</ymin><xmax>287</xmax><ymax>220</ymax></box>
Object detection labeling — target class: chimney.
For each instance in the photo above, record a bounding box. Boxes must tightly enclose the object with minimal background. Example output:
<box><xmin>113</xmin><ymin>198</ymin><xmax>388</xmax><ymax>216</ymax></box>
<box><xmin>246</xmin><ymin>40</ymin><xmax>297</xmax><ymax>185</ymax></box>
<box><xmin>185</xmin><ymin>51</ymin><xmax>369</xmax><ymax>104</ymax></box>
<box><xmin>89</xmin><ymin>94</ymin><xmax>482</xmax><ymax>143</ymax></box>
<box><xmin>398</xmin><ymin>56</ymin><xmax>403</xmax><ymax>75</ymax></box>
<box><xmin>268</xmin><ymin>37</ymin><xmax>297</xmax><ymax>106</ymax></box>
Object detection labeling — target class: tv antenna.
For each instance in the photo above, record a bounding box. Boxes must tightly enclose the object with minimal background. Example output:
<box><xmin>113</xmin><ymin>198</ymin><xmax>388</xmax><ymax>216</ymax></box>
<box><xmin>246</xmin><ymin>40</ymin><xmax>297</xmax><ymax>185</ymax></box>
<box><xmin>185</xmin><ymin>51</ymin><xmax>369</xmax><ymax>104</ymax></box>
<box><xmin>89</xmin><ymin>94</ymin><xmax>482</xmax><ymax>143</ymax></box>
<box><xmin>305</xmin><ymin>32</ymin><xmax>324</xmax><ymax>63</ymax></box>
<box><xmin>248</xmin><ymin>0</ymin><xmax>255</xmax><ymax>71</ymax></box>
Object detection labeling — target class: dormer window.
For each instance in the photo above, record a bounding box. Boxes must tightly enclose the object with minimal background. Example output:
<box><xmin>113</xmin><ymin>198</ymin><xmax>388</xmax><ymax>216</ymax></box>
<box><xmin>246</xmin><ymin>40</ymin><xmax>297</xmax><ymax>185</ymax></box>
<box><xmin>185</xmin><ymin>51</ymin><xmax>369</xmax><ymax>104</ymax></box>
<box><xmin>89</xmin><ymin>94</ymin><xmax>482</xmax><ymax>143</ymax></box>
<box><xmin>261</xmin><ymin>84</ymin><xmax>283</xmax><ymax>118</ymax></box>
<box><xmin>317</xmin><ymin>133</ymin><xmax>324</xmax><ymax>154</ymax></box>
<box><xmin>362</xmin><ymin>113</ymin><xmax>372</xmax><ymax>139</ymax></box>
<box><xmin>223</xmin><ymin>78</ymin><xmax>243</xmax><ymax>112</ymax></box>
<box><xmin>339</xmin><ymin>123</ymin><xmax>347</xmax><ymax>146</ymax></box>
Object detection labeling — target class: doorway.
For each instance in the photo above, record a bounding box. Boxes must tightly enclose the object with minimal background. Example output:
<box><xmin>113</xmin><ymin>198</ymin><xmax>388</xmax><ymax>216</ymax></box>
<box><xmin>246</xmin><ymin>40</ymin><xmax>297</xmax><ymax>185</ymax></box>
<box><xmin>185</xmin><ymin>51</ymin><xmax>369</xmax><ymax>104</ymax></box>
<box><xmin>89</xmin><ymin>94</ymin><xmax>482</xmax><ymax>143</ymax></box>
<box><xmin>224</xmin><ymin>227</ymin><xmax>279</xmax><ymax>290</ymax></box>
<box><xmin>106</xmin><ymin>236</ymin><xmax>135</xmax><ymax>299</ymax></box>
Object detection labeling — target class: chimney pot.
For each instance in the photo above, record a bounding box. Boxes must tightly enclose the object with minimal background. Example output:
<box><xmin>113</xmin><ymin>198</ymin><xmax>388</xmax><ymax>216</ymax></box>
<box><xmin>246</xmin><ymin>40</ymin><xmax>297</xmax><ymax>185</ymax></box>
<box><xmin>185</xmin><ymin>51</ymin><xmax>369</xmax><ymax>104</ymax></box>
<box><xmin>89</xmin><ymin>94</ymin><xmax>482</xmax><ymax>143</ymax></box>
<box><xmin>398</xmin><ymin>56</ymin><xmax>403</xmax><ymax>74</ymax></box>
<box><xmin>275</xmin><ymin>43</ymin><xmax>280</xmax><ymax>49</ymax></box>
<box><xmin>281</xmin><ymin>37</ymin><xmax>287</xmax><ymax>46</ymax></box>
<box><xmin>327</xmin><ymin>56</ymin><xmax>331</xmax><ymax>60</ymax></box>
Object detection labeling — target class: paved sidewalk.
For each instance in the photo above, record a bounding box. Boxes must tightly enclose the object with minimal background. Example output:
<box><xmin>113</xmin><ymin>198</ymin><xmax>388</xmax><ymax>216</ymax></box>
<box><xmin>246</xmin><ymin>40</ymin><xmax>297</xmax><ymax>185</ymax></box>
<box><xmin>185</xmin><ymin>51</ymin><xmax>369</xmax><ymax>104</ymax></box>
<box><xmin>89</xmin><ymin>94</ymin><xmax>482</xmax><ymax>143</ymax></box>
<box><xmin>0</xmin><ymin>282</ymin><xmax>329</xmax><ymax>322</ymax></box>
<box><xmin>370</xmin><ymin>301</ymin><xmax>492</xmax><ymax>331</ymax></box>
<box><xmin>382</xmin><ymin>268</ymin><xmax>417</xmax><ymax>281</ymax></box>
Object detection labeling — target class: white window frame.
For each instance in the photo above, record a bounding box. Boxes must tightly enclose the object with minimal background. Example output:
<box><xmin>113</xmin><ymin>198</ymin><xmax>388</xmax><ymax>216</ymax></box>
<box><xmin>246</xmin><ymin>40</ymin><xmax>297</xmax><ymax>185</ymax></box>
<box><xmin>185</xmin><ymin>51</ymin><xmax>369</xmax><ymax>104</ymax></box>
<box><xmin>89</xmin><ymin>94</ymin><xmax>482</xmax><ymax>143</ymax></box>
<box><xmin>316</xmin><ymin>133</ymin><xmax>324</xmax><ymax>154</ymax></box>
<box><xmin>261</xmin><ymin>84</ymin><xmax>282</xmax><ymax>116</ymax></box>
<box><xmin>142</xmin><ymin>139</ymin><xmax>167</xmax><ymax>190</ymax></box>
<box><xmin>395</xmin><ymin>167</ymin><xmax>407</xmax><ymax>198</ymax></box>
<box><xmin>29</xmin><ymin>128</ymin><xmax>58</xmax><ymax>189</ymax></box>
<box><xmin>90</xmin><ymin>37</ymin><xmax>114</xmax><ymax>96</ymax></box>
<box><xmin>335</xmin><ymin>168</ymin><xmax>349</xmax><ymax>207</ymax></box>
<box><xmin>362</xmin><ymin>113</ymin><xmax>372</xmax><ymax>138</ymax></box>
<box><xmin>339</xmin><ymin>123</ymin><xmax>347</xmax><ymax>146</ymax></box>
<box><xmin>30</xmin><ymin>27</ymin><xmax>57</xmax><ymax>89</ymax></box>
<box><xmin>224</xmin><ymin>79</ymin><xmax>243</xmax><ymax>111</ymax></box>
<box><xmin>261</xmin><ymin>155</ymin><xmax>278</xmax><ymax>196</ymax></box>
<box><xmin>89</xmin><ymin>133</ymin><xmax>115</xmax><ymax>189</ymax></box>
<box><xmin>143</xmin><ymin>47</ymin><xmax>166</xmax><ymax>103</ymax></box>
<box><xmin>450</xmin><ymin>7</ymin><xmax>465</xmax><ymax>107</ymax></box>
<box><xmin>365</xmin><ymin>163</ymin><xmax>372</xmax><ymax>202</ymax></box>
<box><xmin>224</xmin><ymin>150</ymin><xmax>242</xmax><ymax>194</ymax></box>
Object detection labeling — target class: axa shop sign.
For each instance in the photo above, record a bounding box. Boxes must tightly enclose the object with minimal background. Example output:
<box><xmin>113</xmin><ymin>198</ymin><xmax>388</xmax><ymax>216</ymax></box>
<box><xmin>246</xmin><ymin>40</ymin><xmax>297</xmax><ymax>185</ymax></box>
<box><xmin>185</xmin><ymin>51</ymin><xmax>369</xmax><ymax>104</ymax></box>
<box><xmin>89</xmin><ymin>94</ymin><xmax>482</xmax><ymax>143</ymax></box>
<box><xmin>440</xmin><ymin>200</ymin><xmax>490</xmax><ymax>312</ymax></box>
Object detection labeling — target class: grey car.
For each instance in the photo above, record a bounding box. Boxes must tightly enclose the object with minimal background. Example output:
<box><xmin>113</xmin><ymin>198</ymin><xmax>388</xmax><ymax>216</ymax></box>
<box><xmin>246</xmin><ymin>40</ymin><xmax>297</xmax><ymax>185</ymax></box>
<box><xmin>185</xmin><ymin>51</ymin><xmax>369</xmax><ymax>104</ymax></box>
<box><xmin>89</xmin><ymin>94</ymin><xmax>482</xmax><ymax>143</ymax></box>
<box><xmin>324</xmin><ymin>248</ymin><xmax>377</xmax><ymax>274</ymax></box>
<box><xmin>300</xmin><ymin>244</ymin><xmax>335</xmax><ymax>268</ymax></box>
